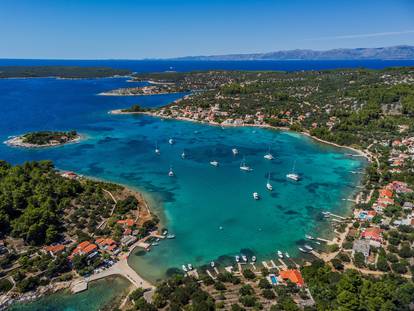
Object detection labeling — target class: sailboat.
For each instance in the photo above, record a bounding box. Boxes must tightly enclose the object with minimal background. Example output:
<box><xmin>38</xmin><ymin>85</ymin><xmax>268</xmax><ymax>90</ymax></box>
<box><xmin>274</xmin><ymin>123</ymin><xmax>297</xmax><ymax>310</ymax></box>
<box><xmin>240</xmin><ymin>157</ymin><xmax>252</xmax><ymax>171</ymax></box>
<box><xmin>264</xmin><ymin>147</ymin><xmax>274</xmax><ymax>160</ymax></box>
<box><xmin>168</xmin><ymin>138</ymin><xmax>174</xmax><ymax>145</ymax></box>
<box><xmin>168</xmin><ymin>166</ymin><xmax>174</xmax><ymax>177</ymax></box>
<box><xmin>155</xmin><ymin>142</ymin><xmax>160</xmax><ymax>155</ymax></box>
<box><xmin>266</xmin><ymin>173</ymin><xmax>273</xmax><ymax>191</ymax></box>
<box><xmin>232</xmin><ymin>148</ymin><xmax>239</xmax><ymax>155</ymax></box>
<box><xmin>286</xmin><ymin>161</ymin><xmax>300</xmax><ymax>181</ymax></box>
<box><xmin>181</xmin><ymin>150</ymin><xmax>186</xmax><ymax>159</ymax></box>
<box><xmin>253</xmin><ymin>192</ymin><xmax>260</xmax><ymax>200</ymax></box>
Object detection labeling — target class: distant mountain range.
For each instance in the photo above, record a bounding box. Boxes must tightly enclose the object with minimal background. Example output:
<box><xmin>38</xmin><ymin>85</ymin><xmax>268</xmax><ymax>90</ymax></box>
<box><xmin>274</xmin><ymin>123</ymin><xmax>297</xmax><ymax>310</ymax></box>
<box><xmin>174</xmin><ymin>45</ymin><xmax>414</xmax><ymax>61</ymax></box>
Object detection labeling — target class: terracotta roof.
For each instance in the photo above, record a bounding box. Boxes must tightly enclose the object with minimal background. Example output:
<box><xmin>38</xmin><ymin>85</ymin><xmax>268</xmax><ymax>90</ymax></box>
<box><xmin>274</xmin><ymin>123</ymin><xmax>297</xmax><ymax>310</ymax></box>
<box><xmin>83</xmin><ymin>244</ymin><xmax>97</xmax><ymax>254</ymax></box>
<box><xmin>117</xmin><ymin>219</ymin><xmax>135</xmax><ymax>227</ymax></box>
<box><xmin>361</xmin><ymin>227</ymin><xmax>382</xmax><ymax>241</ymax></box>
<box><xmin>279</xmin><ymin>269</ymin><xmax>304</xmax><ymax>286</ymax></box>
<box><xmin>44</xmin><ymin>244</ymin><xmax>65</xmax><ymax>254</ymax></box>
<box><xmin>379</xmin><ymin>189</ymin><xmax>393</xmax><ymax>199</ymax></box>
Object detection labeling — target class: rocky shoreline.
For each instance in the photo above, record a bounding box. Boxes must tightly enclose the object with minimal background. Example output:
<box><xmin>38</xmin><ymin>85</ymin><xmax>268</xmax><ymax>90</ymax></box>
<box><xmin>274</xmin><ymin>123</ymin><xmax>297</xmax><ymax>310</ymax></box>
<box><xmin>4</xmin><ymin>134</ymin><xmax>82</xmax><ymax>148</ymax></box>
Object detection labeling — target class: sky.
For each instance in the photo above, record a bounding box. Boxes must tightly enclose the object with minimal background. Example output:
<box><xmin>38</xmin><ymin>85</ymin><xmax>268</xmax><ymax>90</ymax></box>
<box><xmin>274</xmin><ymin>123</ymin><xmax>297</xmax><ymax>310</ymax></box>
<box><xmin>1</xmin><ymin>0</ymin><xmax>414</xmax><ymax>59</ymax></box>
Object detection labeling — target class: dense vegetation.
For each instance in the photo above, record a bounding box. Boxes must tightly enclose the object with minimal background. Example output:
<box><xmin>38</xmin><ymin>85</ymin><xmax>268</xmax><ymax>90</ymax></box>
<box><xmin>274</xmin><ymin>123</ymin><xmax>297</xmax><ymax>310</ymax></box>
<box><xmin>21</xmin><ymin>130</ymin><xmax>78</xmax><ymax>145</ymax></box>
<box><xmin>0</xmin><ymin>66</ymin><xmax>131</xmax><ymax>78</ymax></box>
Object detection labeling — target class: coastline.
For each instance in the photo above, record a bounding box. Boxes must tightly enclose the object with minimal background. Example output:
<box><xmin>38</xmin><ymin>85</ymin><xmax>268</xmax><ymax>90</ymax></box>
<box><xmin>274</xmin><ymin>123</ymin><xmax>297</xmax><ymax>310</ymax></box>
<box><xmin>110</xmin><ymin>109</ymin><xmax>372</xmax><ymax>162</ymax></box>
<box><xmin>4</xmin><ymin>134</ymin><xmax>83</xmax><ymax>149</ymax></box>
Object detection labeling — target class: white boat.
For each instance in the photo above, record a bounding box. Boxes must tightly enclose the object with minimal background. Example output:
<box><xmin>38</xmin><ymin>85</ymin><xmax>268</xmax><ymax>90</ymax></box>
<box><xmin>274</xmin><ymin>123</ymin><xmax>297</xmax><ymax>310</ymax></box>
<box><xmin>235</xmin><ymin>256</ymin><xmax>240</xmax><ymax>262</ymax></box>
<box><xmin>232</xmin><ymin>148</ymin><xmax>239</xmax><ymax>155</ymax></box>
<box><xmin>305</xmin><ymin>234</ymin><xmax>314</xmax><ymax>240</ymax></box>
<box><xmin>151</xmin><ymin>242</ymin><xmax>160</xmax><ymax>246</ymax></box>
<box><xmin>242</xmin><ymin>255</ymin><xmax>248</xmax><ymax>262</ymax></box>
<box><xmin>251</xmin><ymin>256</ymin><xmax>256</xmax><ymax>262</ymax></box>
<box><xmin>166</xmin><ymin>234</ymin><xmax>176</xmax><ymax>239</ymax></box>
<box><xmin>253</xmin><ymin>192</ymin><xmax>260</xmax><ymax>200</ymax></box>
<box><xmin>155</xmin><ymin>142</ymin><xmax>160</xmax><ymax>155</ymax></box>
<box><xmin>182</xmin><ymin>265</ymin><xmax>188</xmax><ymax>272</ymax></box>
<box><xmin>266</xmin><ymin>173</ymin><xmax>273</xmax><ymax>191</ymax></box>
<box><xmin>168</xmin><ymin>138</ymin><xmax>174</xmax><ymax>145</ymax></box>
<box><xmin>210</xmin><ymin>160</ymin><xmax>219</xmax><ymax>167</ymax></box>
<box><xmin>168</xmin><ymin>167</ymin><xmax>174</xmax><ymax>177</ymax></box>
<box><xmin>181</xmin><ymin>151</ymin><xmax>186</xmax><ymax>159</ymax></box>
<box><xmin>277</xmin><ymin>250</ymin><xmax>283</xmax><ymax>258</ymax></box>
<box><xmin>298</xmin><ymin>247</ymin><xmax>308</xmax><ymax>253</ymax></box>
<box><xmin>187</xmin><ymin>264</ymin><xmax>193</xmax><ymax>270</ymax></box>
<box><xmin>304</xmin><ymin>244</ymin><xmax>313</xmax><ymax>251</ymax></box>
<box><xmin>210</xmin><ymin>261</ymin><xmax>215</xmax><ymax>268</ymax></box>
<box><xmin>286</xmin><ymin>161</ymin><xmax>300</xmax><ymax>181</ymax></box>
<box><xmin>240</xmin><ymin>158</ymin><xmax>252</xmax><ymax>171</ymax></box>
<box><xmin>285</xmin><ymin>252</ymin><xmax>290</xmax><ymax>258</ymax></box>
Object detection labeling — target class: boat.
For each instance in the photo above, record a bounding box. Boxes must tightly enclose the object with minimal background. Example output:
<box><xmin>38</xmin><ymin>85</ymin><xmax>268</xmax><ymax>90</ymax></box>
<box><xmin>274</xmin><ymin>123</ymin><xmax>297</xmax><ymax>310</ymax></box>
<box><xmin>304</xmin><ymin>244</ymin><xmax>313</xmax><ymax>251</ymax></box>
<box><xmin>232</xmin><ymin>148</ymin><xmax>239</xmax><ymax>155</ymax></box>
<box><xmin>322</xmin><ymin>211</ymin><xmax>331</xmax><ymax>215</ymax></box>
<box><xmin>210</xmin><ymin>261</ymin><xmax>215</xmax><ymax>268</ymax></box>
<box><xmin>285</xmin><ymin>252</ymin><xmax>290</xmax><ymax>258</ymax></box>
<box><xmin>155</xmin><ymin>142</ymin><xmax>160</xmax><ymax>155</ymax></box>
<box><xmin>210</xmin><ymin>160</ymin><xmax>219</xmax><ymax>167</ymax></box>
<box><xmin>305</xmin><ymin>234</ymin><xmax>314</xmax><ymax>240</ymax></box>
<box><xmin>251</xmin><ymin>256</ymin><xmax>256</xmax><ymax>262</ymax></box>
<box><xmin>166</xmin><ymin>234</ymin><xmax>176</xmax><ymax>239</ymax></box>
<box><xmin>277</xmin><ymin>250</ymin><xmax>283</xmax><ymax>258</ymax></box>
<box><xmin>162</xmin><ymin>229</ymin><xmax>168</xmax><ymax>236</ymax></box>
<box><xmin>187</xmin><ymin>264</ymin><xmax>193</xmax><ymax>270</ymax></box>
<box><xmin>168</xmin><ymin>138</ymin><xmax>174</xmax><ymax>145</ymax></box>
<box><xmin>286</xmin><ymin>161</ymin><xmax>300</xmax><ymax>181</ymax></box>
<box><xmin>264</xmin><ymin>147</ymin><xmax>274</xmax><ymax>160</ymax></box>
<box><xmin>266</xmin><ymin>173</ymin><xmax>273</xmax><ymax>191</ymax></box>
<box><xmin>253</xmin><ymin>192</ymin><xmax>260</xmax><ymax>200</ymax></box>
<box><xmin>242</xmin><ymin>255</ymin><xmax>248</xmax><ymax>262</ymax></box>
<box><xmin>298</xmin><ymin>247</ymin><xmax>308</xmax><ymax>253</ymax></box>
<box><xmin>240</xmin><ymin>158</ymin><xmax>252</xmax><ymax>171</ymax></box>
<box><xmin>182</xmin><ymin>265</ymin><xmax>188</xmax><ymax>272</ymax></box>
<box><xmin>168</xmin><ymin>166</ymin><xmax>174</xmax><ymax>177</ymax></box>
<box><xmin>181</xmin><ymin>151</ymin><xmax>186</xmax><ymax>159</ymax></box>
<box><xmin>235</xmin><ymin>255</ymin><xmax>240</xmax><ymax>262</ymax></box>
<box><xmin>151</xmin><ymin>242</ymin><xmax>160</xmax><ymax>246</ymax></box>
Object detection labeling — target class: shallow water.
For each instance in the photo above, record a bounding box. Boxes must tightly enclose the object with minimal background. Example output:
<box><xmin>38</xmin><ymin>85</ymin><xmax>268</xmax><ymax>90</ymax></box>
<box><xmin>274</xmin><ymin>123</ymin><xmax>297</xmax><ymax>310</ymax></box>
<box><xmin>9</xmin><ymin>277</ymin><xmax>130</xmax><ymax>311</ymax></box>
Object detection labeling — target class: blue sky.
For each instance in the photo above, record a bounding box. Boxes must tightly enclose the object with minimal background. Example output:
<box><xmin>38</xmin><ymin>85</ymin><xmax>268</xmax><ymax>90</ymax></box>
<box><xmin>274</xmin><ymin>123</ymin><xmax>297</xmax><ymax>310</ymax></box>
<box><xmin>1</xmin><ymin>0</ymin><xmax>414</xmax><ymax>59</ymax></box>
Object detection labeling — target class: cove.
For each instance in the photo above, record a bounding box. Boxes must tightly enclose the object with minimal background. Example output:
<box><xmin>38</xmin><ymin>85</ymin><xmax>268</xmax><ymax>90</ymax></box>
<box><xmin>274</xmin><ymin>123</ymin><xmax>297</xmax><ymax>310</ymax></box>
<box><xmin>0</xmin><ymin>77</ymin><xmax>365</xmax><ymax>288</ymax></box>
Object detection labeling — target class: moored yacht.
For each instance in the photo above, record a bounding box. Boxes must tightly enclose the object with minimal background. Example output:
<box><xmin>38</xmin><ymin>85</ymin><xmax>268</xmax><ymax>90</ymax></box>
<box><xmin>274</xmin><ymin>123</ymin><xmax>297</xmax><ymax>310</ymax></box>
<box><xmin>242</xmin><ymin>255</ymin><xmax>248</xmax><ymax>262</ymax></box>
<box><xmin>251</xmin><ymin>256</ymin><xmax>257</xmax><ymax>262</ymax></box>
<box><xmin>210</xmin><ymin>160</ymin><xmax>219</xmax><ymax>167</ymax></box>
<box><xmin>298</xmin><ymin>247</ymin><xmax>308</xmax><ymax>253</ymax></box>
<box><xmin>253</xmin><ymin>192</ymin><xmax>260</xmax><ymax>200</ymax></box>
<box><xmin>210</xmin><ymin>261</ymin><xmax>215</xmax><ymax>268</ymax></box>
<box><xmin>166</xmin><ymin>234</ymin><xmax>176</xmax><ymax>239</ymax></box>
<box><xmin>277</xmin><ymin>250</ymin><xmax>284</xmax><ymax>258</ymax></box>
<box><xmin>168</xmin><ymin>166</ymin><xmax>174</xmax><ymax>177</ymax></box>
<box><xmin>285</xmin><ymin>252</ymin><xmax>290</xmax><ymax>258</ymax></box>
<box><xmin>286</xmin><ymin>160</ymin><xmax>300</xmax><ymax>181</ymax></box>
<box><xmin>304</xmin><ymin>244</ymin><xmax>313</xmax><ymax>251</ymax></box>
<box><xmin>240</xmin><ymin>158</ymin><xmax>252</xmax><ymax>171</ymax></box>
<box><xmin>168</xmin><ymin>138</ymin><xmax>174</xmax><ymax>145</ymax></box>
<box><xmin>181</xmin><ymin>151</ymin><xmax>186</xmax><ymax>159</ymax></box>
<box><xmin>187</xmin><ymin>264</ymin><xmax>193</xmax><ymax>270</ymax></box>
<box><xmin>305</xmin><ymin>234</ymin><xmax>314</xmax><ymax>240</ymax></box>
<box><xmin>182</xmin><ymin>264</ymin><xmax>188</xmax><ymax>272</ymax></box>
<box><xmin>235</xmin><ymin>255</ymin><xmax>240</xmax><ymax>262</ymax></box>
<box><xmin>232</xmin><ymin>148</ymin><xmax>239</xmax><ymax>155</ymax></box>
<box><xmin>266</xmin><ymin>173</ymin><xmax>273</xmax><ymax>191</ymax></box>
<box><xmin>155</xmin><ymin>142</ymin><xmax>160</xmax><ymax>155</ymax></box>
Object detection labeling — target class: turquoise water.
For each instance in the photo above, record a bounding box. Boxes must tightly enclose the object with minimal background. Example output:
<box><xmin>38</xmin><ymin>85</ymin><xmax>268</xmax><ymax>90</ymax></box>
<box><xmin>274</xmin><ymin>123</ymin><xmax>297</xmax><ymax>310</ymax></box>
<box><xmin>9</xmin><ymin>277</ymin><xmax>130</xmax><ymax>311</ymax></box>
<box><xmin>0</xmin><ymin>77</ymin><xmax>364</xmax><ymax>300</ymax></box>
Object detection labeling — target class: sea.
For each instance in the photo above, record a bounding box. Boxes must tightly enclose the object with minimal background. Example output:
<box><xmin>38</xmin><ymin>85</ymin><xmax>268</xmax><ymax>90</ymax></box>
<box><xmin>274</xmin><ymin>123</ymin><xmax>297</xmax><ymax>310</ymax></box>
<box><xmin>2</xmin><ymin>59</ymin><xmax>411</xmax><ymax>310</ymax></box>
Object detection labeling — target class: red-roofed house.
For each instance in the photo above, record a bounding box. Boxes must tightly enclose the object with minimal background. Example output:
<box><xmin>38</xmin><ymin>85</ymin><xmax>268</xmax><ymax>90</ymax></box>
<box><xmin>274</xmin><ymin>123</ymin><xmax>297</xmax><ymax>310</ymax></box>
<box><xmin>44</xmin><ymin>244</ymin><xmax>65</xmax><ymax>257</ymax></box>
<box><xmin>279</xmin><ymin>269</ymin><xmax>305</xmax><ymax>287</ymax></box>
<box><xmin>379</xmin><ymin>189</ymin><xmax>393</xmax><ymax>199</ymax></box>
<box><xmin>117</xmin><ymin>219</ymin><xmax>135</xmax><ymax>228</ymax></box>
<box><xmin>361</xmin><ymin>227</ymin><xmax>383</xmax><ymax>243</ymax></box>
<box><xmin>70</xmin><ymin>241</ymin><xmax>98</xmax><ymax>260</ymax></box>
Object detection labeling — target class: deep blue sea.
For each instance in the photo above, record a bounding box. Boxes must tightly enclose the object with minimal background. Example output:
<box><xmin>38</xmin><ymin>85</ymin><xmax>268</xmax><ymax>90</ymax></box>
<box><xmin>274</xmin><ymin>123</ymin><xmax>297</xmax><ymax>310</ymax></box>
<box><xmin>0</xmin><ymin>59</ymin><xmax>394</xmax><ymax>310</ymax></box>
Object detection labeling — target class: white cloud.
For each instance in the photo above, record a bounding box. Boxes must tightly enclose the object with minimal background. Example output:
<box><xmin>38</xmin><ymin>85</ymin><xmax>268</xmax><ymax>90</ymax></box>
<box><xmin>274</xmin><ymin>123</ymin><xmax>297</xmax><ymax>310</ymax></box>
<box><xmin>306</xmin><ymin>30</ymin><xmax>414</xmax><ymax>41</ymax></box>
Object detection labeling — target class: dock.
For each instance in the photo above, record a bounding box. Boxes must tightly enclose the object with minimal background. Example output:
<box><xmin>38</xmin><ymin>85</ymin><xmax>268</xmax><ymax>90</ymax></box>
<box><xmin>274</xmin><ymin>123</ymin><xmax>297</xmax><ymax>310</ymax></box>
<box><xmin>316</xmin><ymin>237</ymin><xmax>330</xmax><ymax>243</ymax></box>
<box><xmin>213</xmin><ymin>267</ymin><xmax>219</xmax><ymax>274</ymax></box>
<box><xmin>326</xmin><ymin>212</ymin><xmax>347</xmax><ymax>220</ymax></box>
<box><xmin>71</xmin><ymin>280</ymin><xmax>88</xmax><ymax>293</ymax></box>
<box><xmin>309</xmin><ymin>250</ymin><xmax>322</xmax><ymax>259</ymax></box>
<box><xmin>277</xmin><ymin>259</ymin><xmax>288</xmax><ymax>269</ymax></box>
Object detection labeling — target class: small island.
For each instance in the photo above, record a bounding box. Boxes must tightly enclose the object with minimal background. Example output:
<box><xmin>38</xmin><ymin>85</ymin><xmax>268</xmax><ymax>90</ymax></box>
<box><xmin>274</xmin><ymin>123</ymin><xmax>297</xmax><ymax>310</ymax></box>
<box><xmin>5</xmin><ymin>130</ymin><xmax>81</xmax><ymax>148</ymax></box>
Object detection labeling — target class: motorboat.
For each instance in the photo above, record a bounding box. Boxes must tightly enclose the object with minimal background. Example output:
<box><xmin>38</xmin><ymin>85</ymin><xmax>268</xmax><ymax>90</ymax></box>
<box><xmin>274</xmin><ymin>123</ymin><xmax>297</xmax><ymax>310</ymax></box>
<box><xmin>242</xmin><ymin>255</ymin><xmax>248</xmax><ymax>262</ymax></box>
<box><xmin>168</xmin><ymin>138</ymin><xmax>174</xmax><ymax>145</ymax></box>
<box><xmin>305</xmin><ymin>234</ymin><xmax>314</xmax><ymax>240</ymax></box>
<box><xmin>187</xmin><ymin>264</ymin><xmax>193</xmax><ymax>270</ymax></box>
<box><xmin>182</xmin><ymin>265</ymin><xmax>188</xmax><ymax>272</ymax></box>
<box><xmin>235</xmin><ymin>255</ymin><xmax>240</xmax><ymax>262</ymax></box>
<box><xmin>232</xmin><ymin>148</ymin><xmax>239</xmax><ymax>155</ymax></box>
<box><xmin>210</xmin><ymin>261</ymin><xmax>215</xmax><ymax>268</ymax></box>
<box><xmin>155</xmin><ymin>142</ymin><xmax>160</xmax><ymax>155</ymax></box>
<box><xmin>304</xmin><ymin>244</ymin><xmax>313</xmax><ymax>251</ymax></box>
<box><xmin>277</xmin><ymin>250</ymin><xmax>283</xmax><ymax>258</ymax></box>
<box><xmin>298</xmin><ymin>247</ymin><xmax>308</xmax><ymax>253</ymax></box>
<box><xmin>181</xmin><ymin>151</ymin><xmax>186</xmax><ymax>159</ymax></box>
<box><xmin>166</xmin><ymin>234</ymin><xmax>176</xmax><ymax>239</ymax></box>
<box><xmin>251</xmin><ymin>256</ymin><xmax>257</xmax><ymax>262</ymax></box>
<box><xmin>240</xmin><ymin>158</ymin><xmax>252</xmax><ymax>171</ymax></box>
<box><xmin>210</xmin><ymin>160</ymin><xmax>219</xmax><ymax>167</ymax></box>
<box><xmin>286</xmin><ymin>160</ymin><xmax>300</xmax><ymax>181</ymax></box>
<box><xmin>253</xmin><ymin>192</ymin><xmax>260</xmax><ymax>200</ymax></box>
<box><xmin>151</xmin><ymin>242</ymin><xmax>160</xmax><ymax>246</ymax></box>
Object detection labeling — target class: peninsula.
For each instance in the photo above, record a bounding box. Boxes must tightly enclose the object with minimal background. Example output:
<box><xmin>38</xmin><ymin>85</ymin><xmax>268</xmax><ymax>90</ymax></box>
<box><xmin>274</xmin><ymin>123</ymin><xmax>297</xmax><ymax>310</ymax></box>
<box><xmin>5</xmin><ymin>131</ymin><xmax>81</xmax><ymax>148</ymax></box>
